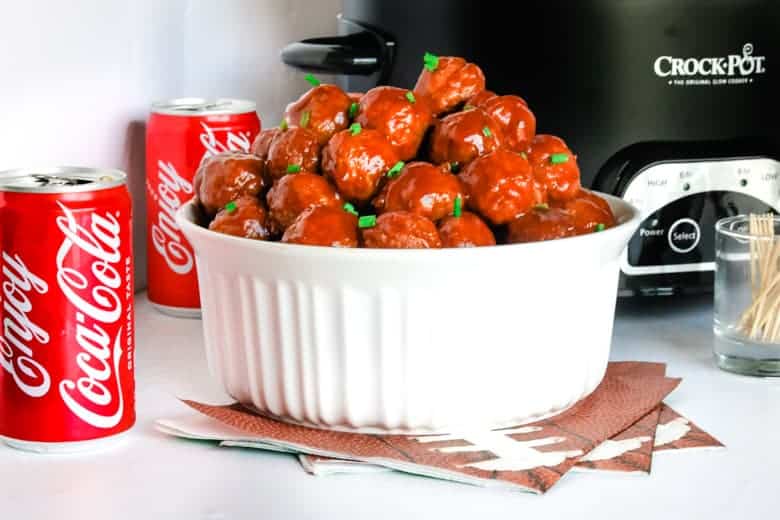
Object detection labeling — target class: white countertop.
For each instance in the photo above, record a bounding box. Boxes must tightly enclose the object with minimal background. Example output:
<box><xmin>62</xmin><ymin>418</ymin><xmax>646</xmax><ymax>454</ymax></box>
<box><xmin>2</xmin><ymin>292</ymin><xmax>779</xmax><ymax>519</ymax></box>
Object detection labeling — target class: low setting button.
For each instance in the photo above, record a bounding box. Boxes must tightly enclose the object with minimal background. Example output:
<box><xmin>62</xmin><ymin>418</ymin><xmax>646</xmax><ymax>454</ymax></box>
<box><xmin>668</xmin><ymin>218</ymin><xmax>701</xmax><ymax>254</ymax></box>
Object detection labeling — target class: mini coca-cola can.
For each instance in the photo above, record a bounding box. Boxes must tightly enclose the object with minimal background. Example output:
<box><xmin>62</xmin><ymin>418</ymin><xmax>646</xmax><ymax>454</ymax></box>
<box><xmin>146</xmin><ymin>98</ymin><xmax>260</xmax><ymax>318</ymax></box>
<box><xmin>0</xmin><ymin>167</ymin><xmax>135</xmax><ymax>453</ymax></box>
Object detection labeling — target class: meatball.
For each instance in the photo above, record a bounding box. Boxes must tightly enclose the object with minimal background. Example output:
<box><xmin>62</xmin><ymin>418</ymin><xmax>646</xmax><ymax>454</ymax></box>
<box><xmin>554</xmin><ymin>189</ymin><xmax>617</xmax><ymax>234</ymax></box>
<box><xmin>266</xmin><ymin>172</ymin><xmax>341</xmax><ymax>229</ymax></box>
<box><xmin>413</xmin><ymin>55</ymin><xmax>486</xmax><ymax>115</ymax></box>
<box><xmin>475</xmin><ymin>95</ymin><xmax>536</xmax><ymax>153</ymax></box>
<box><xmin>438</xmin><ymin>212</ymin><xmax>496</xmax><ymax>247</ymax></box>
<box><xmin>282</xmin><ymin>206</ymin><xmax>358</xmax><ymax>247</ymax></box>
<box><xmin>429</xmin><ymin>108</ymin><xmax>504</xmax><ymax>166</ymax></box>
<box><xmin>194</xmin><ymin>151</ymin><xmax>266</xmax><ymax>217</ymax></box>
<box><xmin>380</xmin><ymin>162</ymin><xmax>465</xmax><ymax>221</ymax></box>
<box><xmin>356</xmin><ymin>86</ymin><xmax>434</xmax><ymax>160</ymax></box>
<box><xmin>466</xmin><ymin>90</ymin><xmax>498</xmax><ymax>108</ymax></box>
<box><xmin>459</xmin><ymin>149</ymin><xmax>540</xmax><ymax>225</ymax></box>
<box><xmin>284</xmin><ymin>84</ymin><xmax>351</xmax><ymax>144</ymax></box>
<box><xmin>362</xmin><ymin>211</ymin><xmax>442</xmax><ymax>249</ymax></box>
<box><xmin>321</xmin><ymin>126</ymin><xmax>399</xmax><ymax>203</ymax></box>
<box><xmin>265</xmin><ymin>127</ymin><xmax>321</xmax><ymax>181</ymax></box>
<box><xmin>507</xmin><ymin>206</ymin><xmax>577</xmax><ymax>243</ymax></box>
<box><xmin>526</xmin><ymin>134</ymin><xmax>581</xmax><ymax>202</ymax></box>
<box><xmin>208</xmin><ymin>196</ymin><xmax>276</xmax><ymax>240</ymax></box>
<box><xmin>250</xmin><ymin>128</ymin><xmax>281</xmax><ymax>160</ymax></box>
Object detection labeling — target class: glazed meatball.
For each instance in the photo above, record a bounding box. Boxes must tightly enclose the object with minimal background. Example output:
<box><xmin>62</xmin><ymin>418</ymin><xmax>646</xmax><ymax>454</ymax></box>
<box><xmin>282</xmin><ymin>206</ymin><xmax>358</xmax><ymax>247</ymax></box>
<box><xmin>507</xmin><ymin>206</ymin><xmax>577</xmax><ymax>243</ymax></box>
<box><xmin>475</xmin><ymin>95</ymin><xmax>536</xmax><ymax>153</ymax></box>
<box><xmin>321</xmin><ymin>126</ymin><xmax>400</xmax><ymax>203</ymax></box>
<box><xmin>208</xmin><ymin>196</ymin><xmax>276</xmax><ymax>240</ymax></box>
<box><xmin>459</xmin><ymin>149</ymin><xmax>541</xmax><ymax>225</ymax></box>
<box><xmin>526</xmin><ymin>134</ymin><xmax>581</xmax><ymax>202</ymax></box>
<box><xmin>266</xmin><ymin>172</ymin><xmax>341</xmax><ymax>229</ymax></box>
<box><xmin>554</xmin><ymin>189</ymin><xmax>616</xmax><ymax>234</ymax></box>
<box><xmin>429</xmin><ymin>108</ymin><xmax>504</xmax><ymax>166</ymax></box>
<box><xmin>414</xmin><ymin>55</ymin><xmax>486</xmax><ymax>115</ymax></box>
<box><xmin>356</xmin><ymin>86</ymin><xmax>434</xmax><ymax>160</ymax></box>
<box><xmin>194</xmin><ymin>151</ymin><xmax>266</xmax><ymax>217</ymax></box>
<box><xmin>250</xmin><ymin>128</ymin><xmax>281</xmax><ymax>160</ymax></box>
<box><xmin>284</xmin><ymin>84</ymin><xmax>352</xmax><ymax>145</ymax></box>
<box><xmin>438</xmin><ymin>212</ymin><xmax>496</xmax><ymax>247</ymax></box>
<box><xmin>362</xmin><ymin>211</ymin><xmax>442</xmax><ymax>249</ymax></box>
<box><xmin>265</xmin><ymin>127</ymin><xmax>321</xmax><ymax>181</ymax></box>
<box><xmin>380</xmin><ymin>162</ymin><xmax>465</xmax><ymax>221</ymax></box>
<box><xmin>371</xmin><ymin>179</ymin><xmax>391</xmax><ymax>213</ymax></box>
<box><xmin>466</xmin><ymin>90</ymin><xmax>498</xmax><ymax>108</ymax></box>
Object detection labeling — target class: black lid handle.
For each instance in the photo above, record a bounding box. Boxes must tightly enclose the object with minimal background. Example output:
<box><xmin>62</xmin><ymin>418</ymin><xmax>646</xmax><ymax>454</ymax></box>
<box><xmin>281</xmin><ymin>32</ymin><xmax>384</xmax><ymax>75</ymax></box>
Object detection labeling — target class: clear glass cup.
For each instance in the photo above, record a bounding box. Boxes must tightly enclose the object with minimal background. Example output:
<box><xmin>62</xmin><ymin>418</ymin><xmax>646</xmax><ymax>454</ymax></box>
<box><xmin>714</xmin><ymin>215</ymin><xmax>780</xmax><ymax>376</ymax></box>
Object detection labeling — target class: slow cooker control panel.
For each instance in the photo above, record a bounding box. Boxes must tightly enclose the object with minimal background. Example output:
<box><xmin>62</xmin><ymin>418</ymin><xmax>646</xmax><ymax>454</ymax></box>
<box><xmin>621</xmin><ymin>157</ymin><xmax>780</xmax><ymax>276</ymax></box>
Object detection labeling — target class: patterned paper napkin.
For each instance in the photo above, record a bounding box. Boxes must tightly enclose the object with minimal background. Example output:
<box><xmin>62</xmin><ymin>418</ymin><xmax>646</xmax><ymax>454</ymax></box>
<box><xmin>161</xmin><ymin>362</ymin><xmax>687</xmax><ymax>494</ymax></box>
<box><xmin>293</xmin><ymin>362</ymin><xmax>696</xmax><ymax>477</ymax></box>
<box><xmin>654</xmin><ymin>404</ymin><xmax>725</xmax><ymax>453</ymax></box>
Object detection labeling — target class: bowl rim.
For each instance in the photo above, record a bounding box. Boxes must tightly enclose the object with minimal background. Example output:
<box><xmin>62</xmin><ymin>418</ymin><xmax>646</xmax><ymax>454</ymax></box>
<box><xmin>176</xmin><ymin>191</ymin><xmax>641</xmax><ymax>260</ymax></box>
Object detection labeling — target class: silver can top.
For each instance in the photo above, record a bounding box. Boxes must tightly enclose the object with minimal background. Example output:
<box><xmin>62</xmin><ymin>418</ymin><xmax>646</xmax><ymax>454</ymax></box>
<box><xmin>151</xmin><ymin>97</ymin><xmax>257</xmax><ymax>116</ymax></box>
<box><xmin>0</xmin><ymin>167</ymin><xmax>127</xmax><ymax>193</ymax></box>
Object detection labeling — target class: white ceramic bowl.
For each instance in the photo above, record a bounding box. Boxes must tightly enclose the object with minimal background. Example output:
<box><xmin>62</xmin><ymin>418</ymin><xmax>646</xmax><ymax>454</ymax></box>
<box><xmin>177</xmin><ymin>194</ymin><xmax>640</xmax><ymax>434</ymax></box>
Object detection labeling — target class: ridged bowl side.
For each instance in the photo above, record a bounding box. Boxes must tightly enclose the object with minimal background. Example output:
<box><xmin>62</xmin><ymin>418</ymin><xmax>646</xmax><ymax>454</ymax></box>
<box><xmin>179</xmin><ymin>195</ymin><xmax>639</xmax><ymax>434</ymax></box>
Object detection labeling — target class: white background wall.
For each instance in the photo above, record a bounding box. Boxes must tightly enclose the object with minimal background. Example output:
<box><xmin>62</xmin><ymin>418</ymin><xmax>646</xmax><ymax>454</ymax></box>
<box><xmin>0</xmin><ymin>0</ymin><xmax>341</xmax><ymax>289</ymax></box>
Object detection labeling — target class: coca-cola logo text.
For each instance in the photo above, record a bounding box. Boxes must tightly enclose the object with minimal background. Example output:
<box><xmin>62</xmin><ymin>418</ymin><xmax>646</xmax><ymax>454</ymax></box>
<box><xmin>0</xmin><ymin>252</ymin><xmax>51</xmax><ymax>397</ymax></box>
<box><xmin>199</xmin><ymin>122</ymin><xmax>252</xmax><ymax>164</ymax></box>
<box><xmin>55</xmin><ymin>202</ymin><xmax>126</xmax><ymax>429</ymax></box>
<box><xmin>151</xmin><ymin>161</ymin><xmax>194</xmax><ymax>275</ymax></box>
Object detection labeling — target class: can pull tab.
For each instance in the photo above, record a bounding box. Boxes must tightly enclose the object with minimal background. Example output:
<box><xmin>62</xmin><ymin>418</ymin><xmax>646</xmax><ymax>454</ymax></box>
<box><xmin>31</xmin><ymin>174</ymin><xmax>94</xmax><ymax>187</ymax></box>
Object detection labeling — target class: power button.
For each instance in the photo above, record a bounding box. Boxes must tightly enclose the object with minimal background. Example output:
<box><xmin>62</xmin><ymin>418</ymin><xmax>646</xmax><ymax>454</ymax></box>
<box><xmin>668</xmin><ymin>218</ymin><xmax>701</xmax><ymax>254</ymax></box>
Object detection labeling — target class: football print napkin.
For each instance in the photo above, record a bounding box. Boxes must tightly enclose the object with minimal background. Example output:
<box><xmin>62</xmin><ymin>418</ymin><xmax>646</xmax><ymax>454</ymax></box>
<box><xmin>178</xmin><ymin>370</ymin><xmax>680</xmax><ymax>494</ymax></box>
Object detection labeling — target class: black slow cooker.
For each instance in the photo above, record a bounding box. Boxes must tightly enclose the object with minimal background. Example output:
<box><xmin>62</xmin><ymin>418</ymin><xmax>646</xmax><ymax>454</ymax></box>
<box><xmin>282</xmin><ymin>0</ymin><xmax>780</xmax><ymax>296</ymax></box>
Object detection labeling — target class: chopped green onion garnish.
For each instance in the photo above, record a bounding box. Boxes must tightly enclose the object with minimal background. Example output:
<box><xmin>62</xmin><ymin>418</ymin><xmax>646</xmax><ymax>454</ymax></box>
<box><xmin>286</xmin><ymin>164</ymin><xmax>301</xmax><ymax>174</ymax></box>
<box><xmin>450</xmin><ymin>162</ymin><xmax>460</xmax><ymax>173</ymax></box>
<box><xmin>463</xmin><ymin>104</ymin><xmax>475</xmax><ymax>111</ymax></box>
<box><xmin>358</xmin><ymin>215</ymin><xmax>377</xmax><ymax>228</ymax></box>
<box><xmin>224</xmin><ymin>201</ymin><xmax>237</xmax><ymax>213</ymax></box>
<box><xmin>550</xmin><ymin>153</ymin><xmax>569</xmax><ymax>164</ymax></box>
<box><xmin>520</xmin><ymin>151</ymin><xmax>527</xmax><ymax>159</ymax></box>
<box><xmin>279</xmin><ymin>119</ymin><xmax>288</xmax><ymax>131</ymax></box>
<box><xmin>350</xmin><ymin>122</ymin><xmax>362</xmax><ymax>135</ymax></box>
<box><xmin>595</xmin><ymin>223</ymin><xmax>606</xmax><ymax>232</ymax></box>
<box><xmin>343</xmin><ymin>202</ymin><xmax>358</xmax><ymax>216</ymax></box>
<box><xmin>533</xmin><ymin>203</ymin><xmax>550</xmax><ymax>211</ymax></box>
<box><xmin>453</xmin><ymin>195</ymin><xmax>463</xmax><ymax>218</ymax></box>
<box><xmin>300</xmin><ymin>110</ymin><xmax>311</xmax><ymax>128</ymax></box>
<box><xmin>482</xmin><ymin>126</ymin><xmax>492</xmax><ymax>138</ymax></box>
<box><xmin>405</xmin><ymin>91</ymin><xmax>416</xmax><ymax>103</ymax></box>
<box><xmin>348</xmin><ymin>102</ymin><xmax>359</xmax><ymax>119</ymax></box>
<box><xmin>386</xmin><ymin>161</ymin><xmax>405</xmax><ymax>178</ymax></box>
<box><xmin>423</xmin><ymin>52</ymin><xmax>440</xmax><ymax>72</ymax></box>
<box><xmin>304</xmin><ymin>73</ymin><xmax>320</xmax><ymax>87</ymax></box>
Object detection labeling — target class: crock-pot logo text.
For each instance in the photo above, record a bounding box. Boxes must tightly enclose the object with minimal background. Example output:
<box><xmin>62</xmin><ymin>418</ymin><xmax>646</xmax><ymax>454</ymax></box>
<box><xmin>654</xmin><ymin>43</ymin><xmax>766</xmax><ymax>86</ymax></box>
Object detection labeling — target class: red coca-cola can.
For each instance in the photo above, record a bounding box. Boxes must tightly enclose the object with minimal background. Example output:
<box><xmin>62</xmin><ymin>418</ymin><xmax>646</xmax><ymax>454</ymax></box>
<box><xmin>0</xmin><ymin>167</ymin><xmax>135</xmax><ymax>453</ymax></box>
<box><xmin>146</xmin><ymin>98</ymin><xmax>260</xmax><ymax>318</ymax></box>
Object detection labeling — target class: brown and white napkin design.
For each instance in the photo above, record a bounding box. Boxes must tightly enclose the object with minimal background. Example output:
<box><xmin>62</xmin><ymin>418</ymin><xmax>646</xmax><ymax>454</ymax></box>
<box><xmin>654</xmin><ymin>403</ymin><xmax>725</xmax><ymax>453</ymax></box>
<box><xmin>172</xmin><ymin>367</ymin><xmax>680</xmax><ymax>494</ymax></box>
<box><xmin>572</xmin><ymin>361</ymin><xmax>666</xmax><ymax>474</ymax></box>
<box><xmin>297</xmin><ymin>361</ymin><xmax>672</xmax><ymax>477</ymax></box>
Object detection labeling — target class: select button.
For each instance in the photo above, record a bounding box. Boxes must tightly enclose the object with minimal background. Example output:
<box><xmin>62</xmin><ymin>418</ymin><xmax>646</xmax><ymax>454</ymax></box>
<box><xmin>668</xmin><ymin>218</ymin><xmax>701</xmax><ymax>254</ymax></box>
